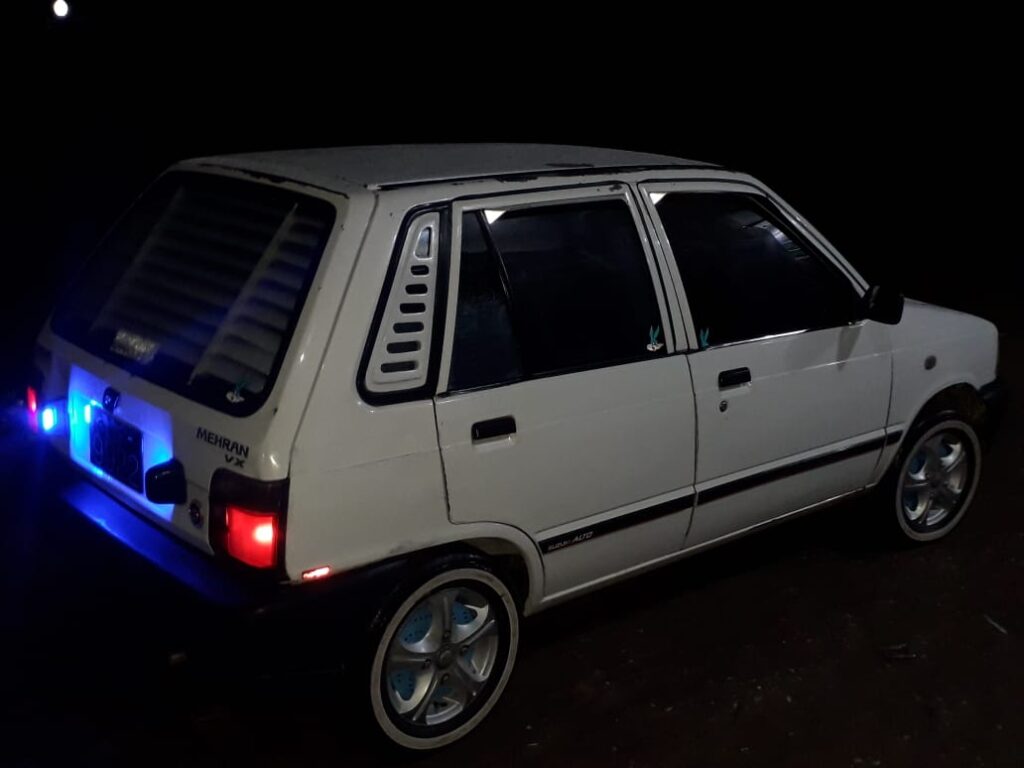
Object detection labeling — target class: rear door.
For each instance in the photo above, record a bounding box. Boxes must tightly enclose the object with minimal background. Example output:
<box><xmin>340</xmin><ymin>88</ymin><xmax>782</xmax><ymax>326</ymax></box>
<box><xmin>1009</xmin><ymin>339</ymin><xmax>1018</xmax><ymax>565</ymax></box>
<box><xmin>641</xmin><ymin>182</ymin><xmax>892</xmax><ymax>546</ymax></box>
<box><xmin>433</xmin><ymin>186</ymin><xmax>697</xmax><ymax>598</ymax></box>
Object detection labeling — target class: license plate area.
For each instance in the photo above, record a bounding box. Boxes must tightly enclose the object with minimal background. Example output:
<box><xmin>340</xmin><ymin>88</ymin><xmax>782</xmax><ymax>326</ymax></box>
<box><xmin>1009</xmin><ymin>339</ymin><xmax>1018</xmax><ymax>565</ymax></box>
<box><xmin>90</xmin><ymin>409</ymin><xmax>144</xmax><ymax>492</ymax></box>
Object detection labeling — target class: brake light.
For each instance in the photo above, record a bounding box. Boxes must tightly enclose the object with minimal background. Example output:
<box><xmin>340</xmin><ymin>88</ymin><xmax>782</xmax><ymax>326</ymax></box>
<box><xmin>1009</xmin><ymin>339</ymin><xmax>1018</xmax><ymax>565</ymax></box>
<box><xmin>209</xmin><ymin>469</ymin><xmax>289</xmax><ymax>572</ymax></box>
<box><xmin>225</xmin><ymin>506</ymin><xmax>279</xmax><ymax>569</ymax></box>
<box><xmin>26</xmin><ymin>387</ymin><xmax>39</xmax><ymax>430</ymax></box>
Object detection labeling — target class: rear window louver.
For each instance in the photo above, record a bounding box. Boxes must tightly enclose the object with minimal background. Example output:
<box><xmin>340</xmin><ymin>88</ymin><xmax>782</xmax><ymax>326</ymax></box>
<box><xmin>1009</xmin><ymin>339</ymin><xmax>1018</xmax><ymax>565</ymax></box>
<box><xmin>366</xmin><ymin>212</ymin><xmax>440</xmax><ymax>392</ymax></box>
<box><xmin>87</xmin><ymin>178</ymin><xmax>332</xmax><ymax>397</ymax></box>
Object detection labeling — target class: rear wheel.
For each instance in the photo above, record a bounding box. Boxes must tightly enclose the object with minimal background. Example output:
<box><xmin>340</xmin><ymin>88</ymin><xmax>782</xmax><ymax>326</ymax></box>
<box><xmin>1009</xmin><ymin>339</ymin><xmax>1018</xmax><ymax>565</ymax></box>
<box><xmin>367</xmin><ymin>559</ymin><xmax>519</xmax><ymax>750</ymax></box>
<box><xmin>890</xmin><ymin>416</ymin><xmax>981</xmax><ymax>542</ymax></box>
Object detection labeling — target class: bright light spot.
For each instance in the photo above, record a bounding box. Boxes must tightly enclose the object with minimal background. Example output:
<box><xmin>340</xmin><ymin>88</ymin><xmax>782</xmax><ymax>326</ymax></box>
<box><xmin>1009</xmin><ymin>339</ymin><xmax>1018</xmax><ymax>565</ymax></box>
<box><xmin>41</xmin><ymin>407</ymin><xmax>57</xmax><ymax>432</ymax></box>
<box><xmin>52</xmin><ymin>0</ymin><xmax>69</xmax><ymax>18</ymax></box>
<box><xmin>302</xmin><ymin>566</ymin><xmax>331</xmax><ymax>581</ymax></box>
<box><xmin>484</xmin><ymin>209</ymin><xmax>506</xmax><ymax>224</ymax></box>
<box><xmin>83</xmin><ymin>404</ymin><xmax>92</xmax><ymax>424</ymax></box>
<box><xmin>649</xmin><ymin>193</ymin><xmax>666</xmax><ymax>205</ymax></box>
<box><xmin>26</xmin><ymin>387</ymin><xmax>38</xmax><ymax>414</ymax></box>
<box><xmin>253</xmin><ymin>522</ymin><xmax>275</xmax><ymax>545</ymax></box>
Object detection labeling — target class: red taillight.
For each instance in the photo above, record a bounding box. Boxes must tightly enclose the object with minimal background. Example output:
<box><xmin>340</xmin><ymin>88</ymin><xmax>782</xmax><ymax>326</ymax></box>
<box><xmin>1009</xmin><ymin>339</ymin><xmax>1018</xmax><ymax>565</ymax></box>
<box><xmin>225</xmin><ymin>506</ymin><xmax>279</xmax><ymax>569</ymax></box>
<box><xmin>26</xmin><ymin>387</ymin><xmax>38</xmax><ymax>414</ymax></box>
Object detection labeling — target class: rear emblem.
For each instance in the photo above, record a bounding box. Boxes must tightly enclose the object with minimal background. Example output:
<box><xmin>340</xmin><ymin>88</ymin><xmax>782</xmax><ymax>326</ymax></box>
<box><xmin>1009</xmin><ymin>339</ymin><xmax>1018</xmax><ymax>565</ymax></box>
<box><xmin>102</xmin><ymin>387</ymin><xmax>121</xmax><ymax>413</ymax></box>
<box><xmin>110</xmin><ymin>329</ymin><xmax>159</xmax><ymax>364</ymax></box>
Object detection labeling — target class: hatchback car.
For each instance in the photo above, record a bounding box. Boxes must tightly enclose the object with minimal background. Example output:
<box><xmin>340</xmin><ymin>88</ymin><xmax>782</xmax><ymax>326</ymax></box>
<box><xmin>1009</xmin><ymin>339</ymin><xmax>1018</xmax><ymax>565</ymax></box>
<box><xmin>27</xmin><ymin>144</ymin><xmax>1002</xmax><ymax>749</ymax></box>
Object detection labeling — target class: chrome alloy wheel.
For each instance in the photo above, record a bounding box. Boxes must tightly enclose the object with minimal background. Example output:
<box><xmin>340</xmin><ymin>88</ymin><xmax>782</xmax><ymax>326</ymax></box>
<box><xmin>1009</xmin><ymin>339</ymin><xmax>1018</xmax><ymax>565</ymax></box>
<box><xmin>385</xmin><ymin>586</ymin><xmax>499</xmax><ymax>726</ymax></box>
<box><xmin>896</xmin><ymin>420</ymin><xmax>980</xmax><ymax>540</ymax></box>
<box><xmin>370</xmin><ymin>567</ymin><xmax>519</xmax><ymax>750</ymax></box>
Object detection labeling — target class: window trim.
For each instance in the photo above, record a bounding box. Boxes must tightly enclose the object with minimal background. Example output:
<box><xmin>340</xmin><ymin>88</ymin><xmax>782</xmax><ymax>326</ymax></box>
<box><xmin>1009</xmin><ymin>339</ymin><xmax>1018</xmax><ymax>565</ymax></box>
<box><xmin>438</xmin><ymin>185</ymin><xmax>677</xmax><ymax>395</ymax></box>
<box><xmin>356</xmin><ymin>203</ymin><xmax>451</xmax><ymax>406</ymax></box>
<box><xmin>638</xmin><ymin>180</ymin><xmax>868</xmax><ymax>352</ymax></box>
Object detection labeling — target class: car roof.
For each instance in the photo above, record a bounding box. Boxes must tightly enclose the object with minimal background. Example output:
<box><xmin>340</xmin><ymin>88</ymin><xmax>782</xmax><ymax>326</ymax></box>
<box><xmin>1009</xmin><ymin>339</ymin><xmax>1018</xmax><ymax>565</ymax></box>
<box><xmin>190</xmin><ymin>143</ymin><xmax>717</xmax><ymax>193</ymax></box>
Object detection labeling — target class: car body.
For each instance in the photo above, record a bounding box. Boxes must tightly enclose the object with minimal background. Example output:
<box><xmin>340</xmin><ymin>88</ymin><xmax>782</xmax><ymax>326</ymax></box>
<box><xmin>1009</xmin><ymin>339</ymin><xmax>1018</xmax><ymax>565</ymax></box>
<box><xmin>27</xmin><ymin>144</ymin><xmax>1001</xmax><ymax>748</ymax></box>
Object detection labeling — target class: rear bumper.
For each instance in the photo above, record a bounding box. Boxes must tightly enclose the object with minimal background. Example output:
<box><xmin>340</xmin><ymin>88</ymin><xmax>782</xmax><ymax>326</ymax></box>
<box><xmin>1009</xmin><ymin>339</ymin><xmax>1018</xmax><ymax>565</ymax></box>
<box><xmin>46</xmin><ymin>447</ymin><xmax>404</xmax><ymax>626</ymax></box>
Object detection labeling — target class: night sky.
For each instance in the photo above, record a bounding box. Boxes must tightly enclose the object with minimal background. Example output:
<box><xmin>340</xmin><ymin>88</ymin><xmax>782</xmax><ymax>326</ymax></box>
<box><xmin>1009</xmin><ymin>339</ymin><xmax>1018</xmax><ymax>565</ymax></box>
<box><xmin>4</xmin><ymin>3</ymin><xmax>1018</xmax><ymax>390</ymax></box>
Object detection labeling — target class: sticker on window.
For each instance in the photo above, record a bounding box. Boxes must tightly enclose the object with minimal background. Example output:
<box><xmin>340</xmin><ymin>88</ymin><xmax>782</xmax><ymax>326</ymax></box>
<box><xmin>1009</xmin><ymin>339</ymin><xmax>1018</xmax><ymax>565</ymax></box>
<box><xmin>647</xmin><ymin>325</ymin><xmax>663</xmax><ymax>352</ymax></box>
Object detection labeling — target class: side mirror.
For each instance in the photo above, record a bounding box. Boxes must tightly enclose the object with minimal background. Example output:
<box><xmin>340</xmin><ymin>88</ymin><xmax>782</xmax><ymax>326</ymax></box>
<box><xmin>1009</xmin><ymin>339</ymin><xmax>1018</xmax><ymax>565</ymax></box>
<box><xmin>861</xmin><ymin>285</ymin><xmax>904</xmax><ymax>325</ymax></box>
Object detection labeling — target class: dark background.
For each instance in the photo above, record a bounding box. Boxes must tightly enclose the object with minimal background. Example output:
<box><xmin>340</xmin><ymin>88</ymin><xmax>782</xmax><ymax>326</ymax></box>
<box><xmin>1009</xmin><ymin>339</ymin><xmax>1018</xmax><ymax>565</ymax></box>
<box><xmin>2</xmin><ymin>4</ymin><xmax>1020</xmax><ymax>766</ymax></box>
<box><xmin>4</xmin><ymin>3</ymin><xmax>1019</xmax><ymax>385</ymax></box>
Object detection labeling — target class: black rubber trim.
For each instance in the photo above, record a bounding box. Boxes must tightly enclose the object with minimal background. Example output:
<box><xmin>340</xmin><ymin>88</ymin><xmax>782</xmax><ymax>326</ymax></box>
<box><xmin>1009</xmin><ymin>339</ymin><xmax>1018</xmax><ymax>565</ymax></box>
<box><xmin>698</xmin><ymin>433</ymin><xmax>893</xmax><ymax>506</ymax></box>
<box><xmin>885</xmin><ymin>429</ymin><xmax>904</xmax><ymax>446</ymax></box>
<box><xmin>539</xmin><ymin>493</ymin><xmax>695</xmax><ymax>554</ymax></box>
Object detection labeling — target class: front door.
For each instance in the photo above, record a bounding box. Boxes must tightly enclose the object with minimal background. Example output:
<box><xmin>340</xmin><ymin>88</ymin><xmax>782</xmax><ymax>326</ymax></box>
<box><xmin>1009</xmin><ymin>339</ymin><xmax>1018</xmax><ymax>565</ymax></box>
<box><xmin>642</xmin><ymin>185</ymin><xmax>892</xmax><ymax>546</ymax></box>
<box><xmin>433</xmin><ymin>187</ymin><xmax>697</xmax><ymax>598</ymax></box>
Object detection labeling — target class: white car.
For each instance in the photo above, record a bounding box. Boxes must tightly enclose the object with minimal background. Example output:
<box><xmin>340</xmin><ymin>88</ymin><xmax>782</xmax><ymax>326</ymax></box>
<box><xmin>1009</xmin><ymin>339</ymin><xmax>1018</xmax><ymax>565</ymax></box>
<box><xmin>28</xmin><ymin>144</ymin><xmax>1002</xmax><ymax>749</ymax></box>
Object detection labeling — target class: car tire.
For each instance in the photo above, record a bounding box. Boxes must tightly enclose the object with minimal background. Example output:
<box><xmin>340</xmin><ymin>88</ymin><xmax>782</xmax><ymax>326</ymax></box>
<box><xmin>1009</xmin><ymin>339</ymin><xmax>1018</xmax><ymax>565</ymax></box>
<box><xmin>882</xmin><ymin>410</ymin><xmax>982</xmax><ymax>543</ymax></box>
<box><xmin>364</xmin><ymin>554</ymin><xmax>520</xmax><ymax>751</ymax></box>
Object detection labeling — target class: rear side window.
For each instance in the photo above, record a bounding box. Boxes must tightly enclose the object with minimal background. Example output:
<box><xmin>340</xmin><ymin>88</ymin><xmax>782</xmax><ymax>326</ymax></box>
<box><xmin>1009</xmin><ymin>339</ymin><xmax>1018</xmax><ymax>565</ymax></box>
<box><xmin>651</xmin><ymin>192</ymin><xmax>859</xmax><ymax>348</ymax></box>
<box><xmin>449</xmin><ymin>198</ymin><xmax>665</xmax><ymax>392</ymax></box>
<box><xmin>51</xmin><ymin>172</ymin><xmax>336</xmax><ymax>415</ymax></box>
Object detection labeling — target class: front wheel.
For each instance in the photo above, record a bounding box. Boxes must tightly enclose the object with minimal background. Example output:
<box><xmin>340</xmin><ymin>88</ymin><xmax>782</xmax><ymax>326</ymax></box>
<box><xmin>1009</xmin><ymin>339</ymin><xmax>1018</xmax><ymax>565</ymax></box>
<box><xmin>368</xmin><ymin>561</ymin><xmax>520</xmax><ymax>750</ymax></box>
<box><xmin>890</xmin><ymin>416</ymin><xmax>982</xmax><ymax>542</ymax></box>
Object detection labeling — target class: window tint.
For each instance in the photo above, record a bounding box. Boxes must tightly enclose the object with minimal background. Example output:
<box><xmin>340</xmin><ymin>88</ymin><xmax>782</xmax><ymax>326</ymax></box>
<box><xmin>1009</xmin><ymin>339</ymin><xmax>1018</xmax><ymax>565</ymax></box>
<box><xmin>449</xmin><ymin>199</ymin><xmax>664</xmax><ymax>391</ymax></box>
<box><xmin>448</xmin><ymin>213</ymin><xmax>524</xmax><ymax>391</ymax></box>
<box><xmin>51</xmin><ymin>172</ymin><xmax>335</xmax><ymax>415</ymax></box>
<box><xmin>652</xmin><ymin>193</ymin><xmax>859</xmax><ymax>348</ymax></box>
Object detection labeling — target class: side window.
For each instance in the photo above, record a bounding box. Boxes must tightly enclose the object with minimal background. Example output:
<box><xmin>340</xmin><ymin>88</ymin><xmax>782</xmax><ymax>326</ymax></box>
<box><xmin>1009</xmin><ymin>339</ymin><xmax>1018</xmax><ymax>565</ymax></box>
<box><xmin>652</xmin><ymin>193</ymin><xmax>860</xmax><ymax>348</ymax></box>
<box><xmin>449</xmin><ymin>198</ymin><xmax>665</xmax><ymax>392</ymax></box>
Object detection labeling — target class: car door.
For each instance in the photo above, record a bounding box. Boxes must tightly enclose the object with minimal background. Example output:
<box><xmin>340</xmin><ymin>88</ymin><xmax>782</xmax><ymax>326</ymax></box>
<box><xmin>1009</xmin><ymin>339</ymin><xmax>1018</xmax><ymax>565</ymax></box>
<box><xmin>433</xmin><ymin>185</ymin><xmax>697</xmax><ymax>599</ymax></box>
<box><xmin>640</xmin><ymin>182</ymin><xmax>892</xmax><ymax>547</ymax></box>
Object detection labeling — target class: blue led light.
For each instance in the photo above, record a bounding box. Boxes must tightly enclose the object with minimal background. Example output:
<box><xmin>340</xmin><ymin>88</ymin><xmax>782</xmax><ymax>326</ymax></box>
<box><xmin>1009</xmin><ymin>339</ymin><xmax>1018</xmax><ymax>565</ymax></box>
<box><xmin>83</xmin><ymin>404</ymin><xmax>92</xmax><ymax>424</ymax></box>
<box><xmin>41</xmin><ymin>407</ymin><xmax>57</xmax><ymax>432</ymax></box>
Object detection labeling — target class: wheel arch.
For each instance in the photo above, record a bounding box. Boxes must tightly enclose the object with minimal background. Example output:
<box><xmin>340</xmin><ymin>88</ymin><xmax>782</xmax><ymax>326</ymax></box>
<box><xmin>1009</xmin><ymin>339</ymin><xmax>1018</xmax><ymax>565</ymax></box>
<box><xmin>885</xmin><ymin>380</ymin><xmax>985</xmax><ymax>473</ymax></box>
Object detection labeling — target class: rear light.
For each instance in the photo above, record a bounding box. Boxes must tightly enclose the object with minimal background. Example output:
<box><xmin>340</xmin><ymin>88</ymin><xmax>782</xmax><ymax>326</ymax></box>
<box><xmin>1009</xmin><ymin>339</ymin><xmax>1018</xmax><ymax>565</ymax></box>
<box><xmin>26</xmin><ymin>387</ymin><xmax>39</xmax><ymax>431</ymax></box>
<box><xmin>225</xmin><ymin>506</ymin><xmax>279</xmax><ymax>569</ymax></box>
<box><xmin>209</xmin><ymin>469</ymin><xmax>289</xmax><ymax>573</ymax></box>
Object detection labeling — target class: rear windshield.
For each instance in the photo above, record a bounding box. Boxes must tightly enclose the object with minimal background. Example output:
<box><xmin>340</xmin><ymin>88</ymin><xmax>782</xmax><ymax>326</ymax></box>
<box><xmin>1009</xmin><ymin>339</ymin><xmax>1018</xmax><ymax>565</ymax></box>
<box><xmin>51</xmin><ymin>171</ymin><xmax>337</xmax><ymax>416</ymax></box>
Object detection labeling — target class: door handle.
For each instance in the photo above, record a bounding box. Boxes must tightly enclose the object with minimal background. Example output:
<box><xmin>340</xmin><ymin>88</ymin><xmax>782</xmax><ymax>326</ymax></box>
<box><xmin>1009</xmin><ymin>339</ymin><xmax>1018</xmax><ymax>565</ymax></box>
<box><xmin>472</xmin><ymin>416</ymin><xmax>517</xmax><ymax>441</ymax></box>
<box><xmin>718</xmin><ymin>367</ymin><xmax>751</xmax><ymax>389</ymax></box>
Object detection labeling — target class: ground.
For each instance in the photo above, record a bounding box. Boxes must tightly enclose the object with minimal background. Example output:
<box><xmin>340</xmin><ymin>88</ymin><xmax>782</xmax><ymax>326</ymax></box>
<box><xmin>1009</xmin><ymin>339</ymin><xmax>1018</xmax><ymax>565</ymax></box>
<box><xmin>1</xmin><ymin>336</ymin><xmax>1020</xmax><ymax>768</ymax></box>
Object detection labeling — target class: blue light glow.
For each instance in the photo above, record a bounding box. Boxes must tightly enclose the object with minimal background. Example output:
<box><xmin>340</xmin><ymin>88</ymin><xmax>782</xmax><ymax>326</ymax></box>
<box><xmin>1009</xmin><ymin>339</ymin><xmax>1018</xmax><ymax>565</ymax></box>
<box><xmin>68</xmin><ymin>366</ymin><xmax>176</xmax><ymax>521</ymax></box>
<box><xmin>41</xmin><ymin>407</ymin><xmax>57</xmax><ymax>432</ymax></box>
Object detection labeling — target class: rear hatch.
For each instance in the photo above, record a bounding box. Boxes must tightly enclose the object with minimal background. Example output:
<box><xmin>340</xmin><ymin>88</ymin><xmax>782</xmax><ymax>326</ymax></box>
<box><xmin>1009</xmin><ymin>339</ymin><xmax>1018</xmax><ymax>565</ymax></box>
<box><xmin>38</xmin><ymin>170</ymin><xmax>338</xmax><ymax>549</ymax></box>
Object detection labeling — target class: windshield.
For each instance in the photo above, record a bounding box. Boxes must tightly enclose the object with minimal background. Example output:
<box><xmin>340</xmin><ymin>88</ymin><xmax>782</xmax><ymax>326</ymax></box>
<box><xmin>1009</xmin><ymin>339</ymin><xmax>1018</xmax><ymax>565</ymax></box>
<box><xmin>51</xmin><ymin>171</ymin><xmax>337</xmax><ymax>416</ymax></box>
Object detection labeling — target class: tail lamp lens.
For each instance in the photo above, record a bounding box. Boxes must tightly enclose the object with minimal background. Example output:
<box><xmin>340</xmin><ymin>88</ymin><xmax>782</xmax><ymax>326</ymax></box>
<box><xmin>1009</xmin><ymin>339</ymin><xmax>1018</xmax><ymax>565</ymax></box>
<box><xmin>225</xmin><ymin>506</ymin><xmax>279</xmax><ymax>569</ymax></box>
<box><xmin>209</xmin><ymin>469</ymin><xmax>289</xmax><ymax>572</ymax></box>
